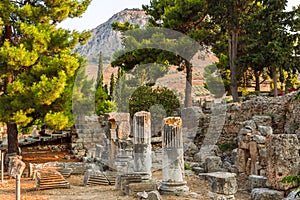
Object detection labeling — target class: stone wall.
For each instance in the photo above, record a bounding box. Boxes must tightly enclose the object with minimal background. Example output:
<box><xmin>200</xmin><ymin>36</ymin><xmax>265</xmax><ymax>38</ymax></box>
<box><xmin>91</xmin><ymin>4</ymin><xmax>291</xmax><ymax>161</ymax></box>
<box><xmin>195</xmin><ymin>93</ymin><xmax>300</xmax><ymax>147</ymax></box>
<box><xmin>75</xmin><ymin>115</ymin><xmax>106</xmax><ymax>150</ymax></box>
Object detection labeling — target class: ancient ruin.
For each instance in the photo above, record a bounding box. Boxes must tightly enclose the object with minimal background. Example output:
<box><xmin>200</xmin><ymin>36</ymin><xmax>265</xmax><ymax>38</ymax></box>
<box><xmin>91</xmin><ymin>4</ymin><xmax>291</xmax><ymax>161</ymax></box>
<box><xmin>159</xmin><ymin>117</ymin><xmax>189</xmax><ymax>194</ymax></box>
<box><xmin>1</xmin><ymin>93</ymin><xmax>300</xmax><ymax>199</ymax></box>
<box><xmin>132</xmin><ymin>111</ymin><xmax>152</xmax><ymax>180</ymax></box>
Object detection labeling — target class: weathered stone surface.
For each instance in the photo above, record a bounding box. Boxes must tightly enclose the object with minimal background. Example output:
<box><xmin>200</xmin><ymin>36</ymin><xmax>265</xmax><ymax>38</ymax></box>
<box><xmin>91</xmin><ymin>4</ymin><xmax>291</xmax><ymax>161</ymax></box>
<box><xmin>196</xmin><ymin>93</ymin><xmax>298</xmax><ymax>153</ymax></box>
<box><xmin>284</xmin><ymin>190</ymin><xmax>300</xmax><ymax>200</ymax></box>
<box><xmin>29</xmin><ymin>162</ymin><xmax>64</xmax><ymax>178</ymax></box>
<box><xmin>194</xmin><ymin>145</ymin><xmax>218</xmax><ymax>164</ymax></box>
<box><xmin>83</xmin><ymin>169</ymin><xmax>109</xmax><ymax>186</ymax></box>
<box><xmin>95</xmin><ymin>144</ymin><xmax>103</xmax><ymax>158</ymax></box>
<box><xmin>250</xmin><ymin>188</ymin><xmax>284</xmax><ymax>200</ymax></box>
<box><xmin>208</xmin><ymin>192</ymin><xmax>235</xmax><ymax>200</ymax></box>
<box><xmin>8</xmin><ymin>155</ymin><xmax>26</xmax><ymax>178</ymax></box>
<box><xmin>237</xmin><ymin>149</ymin><xmax>249</xmax><ymax>173</ymax></box>
<box><xmin>184</xmin><ymin>142</ymin><xmax>198</xmax><ymax>158</ymax></box>
<box><xmin>266</xmin><ymin>134</ymin><xmax>300</xmax><ymax>190</ymax></box>
<box><xmin>160</xmin><ymin>117</ymin><xmax>189</xmax><ymax>194</ymax></box>
<box><xmin>253</xmin><ymin>135</ymin><xmax>266</xmax><ymax>144</ymax></box>
<box><xmin>200</xmin><ymin>172</ymin><xmax>238</xmax><ymax>195</ymax></box>
<box><xmin>137</xmin><ymin>191</ymin><xmax>148</xmax><ymax>199</ymax></box>
<box><xmin>151</xmin><ymin>148</ymin><xmax>162</xmax><ymax>171</ymax></box>
<box><xmin>36</xmin><ymin>170</ymin><xmax>70</xmax><ymax>190</ymax></box>
<box><xmin>116</xmin><ymin>173</ymin><xmax>142</xmax><ymax>192</ymax></box>
<box><xmin>181</xmin><ymin>107</ymin><xmax>203</xmax><ymax>130</ymax></box>
<box><xmin>237</xmin><ymin>115</ymin><xmax>273</xmax><ymax>176</ymax></box>
<box><xmin>205</xmin><ymin>156</ymin><xmax>223</xmax><ymax>172</ymax></box>
<box><xmin>64</xmin><ymin>162</ymin><xmax>97</xmax><ymax>175</ymax></box>
<box><xmin>147</xmin><ymin>190</ymin><xmax>162</xmax><ymax>200</ymax></box>
<box><xmin>161</xmin><ymin>117</ymin><xmax>185</xmax><ymax>183</ymax></box>
<box><xmin>128</xmin><ymin>182</ymin><xmax>157</xmax><ymax>196</ymax></box>
<box><xmin>243</xmin><ymin>120</ymin><xmax>257</xmax><ymax>131</ymax></box>
<box><xmin>105</xmin><ymin>112</ymin><xmax>130</xmax><ymax>140</ymax></box>
<box><xmin>193</xmin><ymin>167</ymin><xmax>205</xmax><ymax>174</ymax></box>
<box><xmin>252</xmin><ymin>116</ymin><xmax>272</xmax><ymax>127</ymax></box>
<box><xmin>258</xmin><ymin>126</ymin><xmax>272</xmax><ymax>136</ymax></box>
<box><xmin>248</xmin><ymin>175</ymin><xmax>267</xmax><ymax>190</ymax></box>
<box><xmin>133</xmin><ymin>111</ymin><xmax>152</xmax><ymax>178</ymax></box>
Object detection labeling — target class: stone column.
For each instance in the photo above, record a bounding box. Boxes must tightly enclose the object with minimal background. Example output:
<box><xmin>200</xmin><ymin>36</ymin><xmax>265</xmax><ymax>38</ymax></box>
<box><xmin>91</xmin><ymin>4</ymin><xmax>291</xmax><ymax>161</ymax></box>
<box><xmin>159</xmin><ymin>117</ymin><xmax>189</xmax><ymax>194</ymax></box>
<box><xmin>133</xmin><ymin>111</ymin><xmax>152</xmax><ymax>180</ymax></box>
<box><xmin>105</xmin><ymin>112</ymin><xmax>132</xmax><ymax>173</ymax></box>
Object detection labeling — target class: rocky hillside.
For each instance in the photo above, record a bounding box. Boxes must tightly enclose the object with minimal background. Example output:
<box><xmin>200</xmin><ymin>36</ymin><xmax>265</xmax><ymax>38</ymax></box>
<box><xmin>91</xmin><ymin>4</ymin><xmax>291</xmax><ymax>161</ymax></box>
<box><xmin>77</xmin><ymin>8</ymin><xmax>149</xmax><ymax>63</ymax></box>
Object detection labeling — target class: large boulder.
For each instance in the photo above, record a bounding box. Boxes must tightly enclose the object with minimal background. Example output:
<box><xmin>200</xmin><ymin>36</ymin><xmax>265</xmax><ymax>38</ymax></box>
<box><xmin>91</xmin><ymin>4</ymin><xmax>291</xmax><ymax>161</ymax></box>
<box><xmin>266</xmin><ymin>134</ymin><xmax>300</xmax><ymax>190</ymax></box>
<box><xmin>251</xmin><ymin>188</ymin><xmax>284</xmax><ymax>200</ymax></box>
<box><xmin>248</xmin><ymin>175</ymin><xmax>267</xmax><ymax>190</ymax></box>
<box><xmin>199</xmin><ymin>172</ymin><xmax>238</xmax><ymax>195</ymax></box>
<box><xmin>205</xmin><ymin>156</ymin><xmax>223</xmax><ymax>172</ymax></box>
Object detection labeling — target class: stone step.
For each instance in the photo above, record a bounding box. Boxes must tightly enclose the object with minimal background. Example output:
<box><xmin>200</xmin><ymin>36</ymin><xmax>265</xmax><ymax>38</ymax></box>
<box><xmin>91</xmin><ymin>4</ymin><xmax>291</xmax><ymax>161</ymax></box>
<box><xmin>36</xmin><ymin>170</ymin><xmax>70</xmax><ymax>190</ymax></box>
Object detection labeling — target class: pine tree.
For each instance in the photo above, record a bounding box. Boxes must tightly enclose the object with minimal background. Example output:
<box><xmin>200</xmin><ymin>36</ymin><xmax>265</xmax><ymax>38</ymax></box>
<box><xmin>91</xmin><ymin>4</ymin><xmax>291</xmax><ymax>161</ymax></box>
<box><xmin>0</xmin><ymin>0</ymin><xmax>91</xmax><ymax>154</ymax></box>
<box><xmin>96</xmin><ymin>51</ymin><xmax>104</xmax><ymax>88</ymax></box>
<box><xmin>111</xmin><ymin>23</ymin><xmax>198</xmax><ymax>107</ymax></box>
<box><xmin>109</xmin><ymin>73</ymin><xmax>116</xmax><ymax>100</ymax></box>
<box><xmin>94</xmin><ymin>51</ymin><xmax>116</xmax><ymax>115</ymax></box>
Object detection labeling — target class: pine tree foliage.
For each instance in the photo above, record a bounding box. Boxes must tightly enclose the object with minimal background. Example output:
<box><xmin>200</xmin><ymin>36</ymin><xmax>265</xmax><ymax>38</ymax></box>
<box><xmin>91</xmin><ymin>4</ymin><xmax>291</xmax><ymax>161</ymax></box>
<box><xmin>0</xmin><ymin>0</ymin><xmax>91</xmax><ymax>153</ymax></box>
<box><xmin>111</xmin><ymin>22</ymin><xmax>199</xmax><ymax>107</ymax></box>
<box><xmin>94</xmin><ymin>51</ymin><xmax>116</xmax><ymax>115</ymax></box>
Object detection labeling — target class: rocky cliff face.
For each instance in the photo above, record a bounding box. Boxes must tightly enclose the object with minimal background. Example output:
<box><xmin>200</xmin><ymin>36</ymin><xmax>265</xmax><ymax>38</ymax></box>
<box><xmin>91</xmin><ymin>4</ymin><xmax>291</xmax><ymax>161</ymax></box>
<box><xmin>77</xmin><ymin>8</ymin><xmax>149</xmax><ymax>63</ymax></box>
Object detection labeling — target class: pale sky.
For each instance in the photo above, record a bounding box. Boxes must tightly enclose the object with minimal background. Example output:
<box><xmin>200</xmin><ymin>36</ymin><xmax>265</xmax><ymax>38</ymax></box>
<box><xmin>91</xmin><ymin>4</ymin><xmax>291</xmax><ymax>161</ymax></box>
<box><xmin>59</xmin><ymin>0</ymin><xmax>299</xmax><ymax>32</ymax></box>
<box><xmin>59</xmin><ymin>0</ymin><xmax>150</xmax><ymax>31</ymax></box>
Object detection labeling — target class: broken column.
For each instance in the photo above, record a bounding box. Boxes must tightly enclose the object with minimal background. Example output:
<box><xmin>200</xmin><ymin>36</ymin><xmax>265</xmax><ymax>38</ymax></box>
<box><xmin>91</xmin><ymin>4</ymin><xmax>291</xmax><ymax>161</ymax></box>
<box><xmin>104</xmin><ymin>112</ymin><xmax>132</xmax><ymax>172</ymax></box>
<box><xmin>133</xmin><ymin>111</ymin><xmax>152</xmax><ymax>180</ymax></box>
<box><xmin>159</xmin><ymin>117</ymin><xmax>189</xmax><ymax>194</ymax></box>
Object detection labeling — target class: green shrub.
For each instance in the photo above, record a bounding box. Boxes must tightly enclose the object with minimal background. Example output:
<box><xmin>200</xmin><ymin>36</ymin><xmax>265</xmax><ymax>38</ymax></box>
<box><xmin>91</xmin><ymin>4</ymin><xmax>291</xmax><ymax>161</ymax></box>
<box><xmin>129</xmin><ymin>86</ymin><xmax>180</xmax><ymax>117</ymax></box>
<box><xmin>184</xmin><ymin>163</ymin><xmax>192</xmax><ymax>170</ymax></box>
<box><xmin>219</xmin><ymin>143</ymin><xmax>236</xmax><ymax>152</ymax></box>
<box><xmin>282</xmin><ymin>175</ymin><xmax>300</xmax><ymax>197</ymax></box>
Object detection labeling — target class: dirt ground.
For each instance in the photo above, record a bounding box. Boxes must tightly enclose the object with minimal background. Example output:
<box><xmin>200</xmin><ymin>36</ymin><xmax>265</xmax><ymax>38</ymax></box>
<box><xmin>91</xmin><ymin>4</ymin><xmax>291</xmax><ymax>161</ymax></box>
<box><xmin>0</xmin><ymin>171</ymin><xmax>250</xmax><ymax>200</ymax></box>
<box><xmin>0</xmin><ymin>146</ymin><xmax>251</xmax><ymax>199</ymax></box>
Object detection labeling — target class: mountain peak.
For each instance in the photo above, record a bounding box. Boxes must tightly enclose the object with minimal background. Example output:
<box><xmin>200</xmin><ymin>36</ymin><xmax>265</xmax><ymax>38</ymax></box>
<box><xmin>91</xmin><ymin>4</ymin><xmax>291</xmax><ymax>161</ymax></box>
<box><xmin>77</xmin><ymin>9</ymin><xmax>150</xmax><ymax>63</ymax></box>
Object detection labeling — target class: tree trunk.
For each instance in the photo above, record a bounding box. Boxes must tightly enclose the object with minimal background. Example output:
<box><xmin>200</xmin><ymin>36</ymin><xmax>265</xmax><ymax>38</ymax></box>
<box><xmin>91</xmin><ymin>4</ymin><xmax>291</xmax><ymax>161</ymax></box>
<box><xmin>7</xmin><ymin>123</ymin><xmax>19</xmax><ymax>154</ymax></box>
<box><xmin>254</xmin><ymin>70</ymin><xmax>260</xmax><ymax>91</ymax></box>
<box><xmin>184</xmin><ymin>61</ymin><xmax>193</xmax><ymax>107</ymax></box>
<box><xmin>272</xmin><ymin>68</ymin><xmax>278</xmax><ymax>97</ymax></box>
<box><xmin>229</xmin><ymin>31</ymin><xmax>239</xmax><ymax>102</ymax></box>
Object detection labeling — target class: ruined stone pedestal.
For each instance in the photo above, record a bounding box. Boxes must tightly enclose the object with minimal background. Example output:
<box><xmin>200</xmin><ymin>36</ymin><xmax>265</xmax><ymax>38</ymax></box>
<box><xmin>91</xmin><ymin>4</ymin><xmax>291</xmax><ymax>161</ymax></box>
<box><xmin>159</xmin><ymin>181</ymin><xmax>189</xmax><ymax>194</ymax></box>
<box><xmin>199</xmin><ymin>172</ymin><xmax>237</xmax><ymax>200</ymax></box>
<box><xmin>133</xmin><ymin>111</ymin><xmax>152</xmax><ymax>180</ymax></box>
<box><xmin>159</xmin><ymin>117</ymin><xmax>189</xmax><ymax>194</ymax></box>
